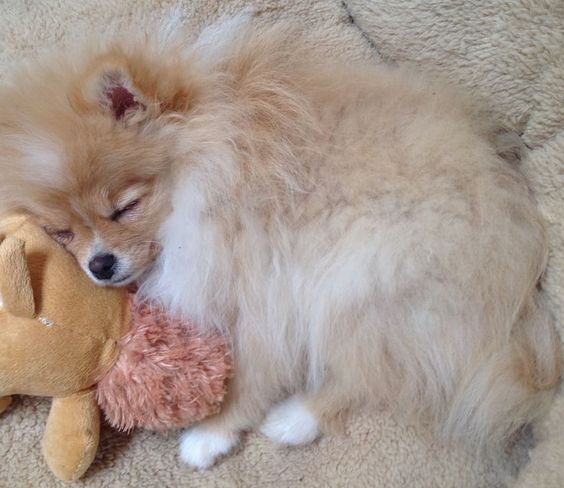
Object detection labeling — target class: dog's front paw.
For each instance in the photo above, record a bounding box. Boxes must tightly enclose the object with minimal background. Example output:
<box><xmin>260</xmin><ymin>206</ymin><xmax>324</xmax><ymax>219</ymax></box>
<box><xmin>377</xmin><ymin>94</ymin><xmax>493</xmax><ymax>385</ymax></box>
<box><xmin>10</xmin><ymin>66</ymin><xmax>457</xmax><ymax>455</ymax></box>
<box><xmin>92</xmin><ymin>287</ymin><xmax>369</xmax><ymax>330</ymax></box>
<box><xmin>260</xmin><ymin>396</ymin><xmax>320</xmax><ymax>446</ymax></box>
<box><xmin>179</xmin><ymin>426</ymin><xmax>239</xmax><ymax>470</ymax></box>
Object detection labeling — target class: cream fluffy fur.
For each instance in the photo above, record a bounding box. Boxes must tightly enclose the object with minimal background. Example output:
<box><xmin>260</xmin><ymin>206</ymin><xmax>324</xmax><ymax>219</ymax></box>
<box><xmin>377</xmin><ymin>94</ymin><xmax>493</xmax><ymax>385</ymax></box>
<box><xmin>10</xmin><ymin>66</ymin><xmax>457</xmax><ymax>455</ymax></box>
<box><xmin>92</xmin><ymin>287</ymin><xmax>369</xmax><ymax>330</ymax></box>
<box><xmin>0</xmin><ymin>16</ymin><xmax>560</xmax><ymax>468</ymax></box>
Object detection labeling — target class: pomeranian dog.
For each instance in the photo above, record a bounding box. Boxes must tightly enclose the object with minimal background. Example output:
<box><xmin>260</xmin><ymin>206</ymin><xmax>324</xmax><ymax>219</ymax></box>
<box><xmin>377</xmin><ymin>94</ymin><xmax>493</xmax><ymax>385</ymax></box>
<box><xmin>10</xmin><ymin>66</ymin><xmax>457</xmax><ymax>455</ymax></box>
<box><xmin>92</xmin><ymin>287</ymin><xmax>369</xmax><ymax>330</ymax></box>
<box><xmin>0</xmin><ymin>16</ymin><xmax>560</xmax><ymax>468</ymax></box>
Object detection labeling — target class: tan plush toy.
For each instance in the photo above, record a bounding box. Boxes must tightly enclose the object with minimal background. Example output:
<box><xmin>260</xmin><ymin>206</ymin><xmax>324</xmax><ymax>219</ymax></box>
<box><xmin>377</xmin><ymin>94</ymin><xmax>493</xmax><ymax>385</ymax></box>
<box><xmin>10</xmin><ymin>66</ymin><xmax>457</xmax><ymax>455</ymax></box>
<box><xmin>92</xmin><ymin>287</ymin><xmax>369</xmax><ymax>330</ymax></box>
<box><xmin>0</xmin><ymin>216</ymin><xmax>231</xmax><ymax>481</ymax></box>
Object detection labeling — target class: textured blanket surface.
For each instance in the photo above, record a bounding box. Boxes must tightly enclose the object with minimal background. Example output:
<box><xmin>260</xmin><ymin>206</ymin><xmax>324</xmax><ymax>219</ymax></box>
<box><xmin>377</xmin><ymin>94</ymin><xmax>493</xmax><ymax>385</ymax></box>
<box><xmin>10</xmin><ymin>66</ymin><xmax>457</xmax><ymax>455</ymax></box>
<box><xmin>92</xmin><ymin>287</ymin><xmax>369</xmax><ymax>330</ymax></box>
<box><xmin>0</xmin><ymin>1</ymin><xmax>562</xmax><ymax>487</ymax></box>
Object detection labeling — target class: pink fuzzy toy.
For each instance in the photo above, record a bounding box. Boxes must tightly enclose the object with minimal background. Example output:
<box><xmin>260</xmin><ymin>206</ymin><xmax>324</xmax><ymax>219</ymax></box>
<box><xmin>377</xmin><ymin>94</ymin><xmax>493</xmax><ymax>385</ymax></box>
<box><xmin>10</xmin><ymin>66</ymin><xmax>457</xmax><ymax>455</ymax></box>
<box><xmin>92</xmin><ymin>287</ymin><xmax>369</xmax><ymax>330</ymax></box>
<box><xmin>97</xmin><ymin>293</ymin><xmax>232</xmax><ymax>432</ymax></box>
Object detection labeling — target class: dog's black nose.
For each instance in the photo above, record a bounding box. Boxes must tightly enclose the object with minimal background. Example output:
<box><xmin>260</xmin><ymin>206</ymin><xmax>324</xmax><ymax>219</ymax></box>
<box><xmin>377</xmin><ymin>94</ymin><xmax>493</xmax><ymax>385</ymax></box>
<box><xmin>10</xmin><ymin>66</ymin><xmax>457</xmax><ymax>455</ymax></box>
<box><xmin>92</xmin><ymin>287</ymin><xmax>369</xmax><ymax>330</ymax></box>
<box><xmin>89</xmin><ymin>254</ymin><xmax>116</xmax><ymax>280</ymax></box>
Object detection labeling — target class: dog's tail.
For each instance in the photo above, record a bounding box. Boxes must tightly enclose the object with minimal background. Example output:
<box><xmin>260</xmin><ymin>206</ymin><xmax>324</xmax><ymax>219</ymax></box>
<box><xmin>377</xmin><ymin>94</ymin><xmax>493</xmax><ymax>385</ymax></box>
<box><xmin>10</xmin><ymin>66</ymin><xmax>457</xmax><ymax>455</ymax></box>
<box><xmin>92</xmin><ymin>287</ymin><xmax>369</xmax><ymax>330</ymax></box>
<box><xmin>444</xmin><ymin>291</ymin><xmax>561</xmax><ymax>449</ymax></box>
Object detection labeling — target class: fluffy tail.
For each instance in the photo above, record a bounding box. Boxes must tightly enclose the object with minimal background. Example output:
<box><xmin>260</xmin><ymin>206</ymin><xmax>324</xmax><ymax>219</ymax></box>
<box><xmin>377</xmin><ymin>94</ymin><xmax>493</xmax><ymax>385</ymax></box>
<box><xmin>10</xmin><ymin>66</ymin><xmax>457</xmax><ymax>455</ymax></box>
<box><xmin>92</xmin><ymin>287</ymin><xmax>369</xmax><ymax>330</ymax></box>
<box><xmin>445</xmin><ymin>293</ymin><xmax>561</xmax><ymax>449</ymax></box>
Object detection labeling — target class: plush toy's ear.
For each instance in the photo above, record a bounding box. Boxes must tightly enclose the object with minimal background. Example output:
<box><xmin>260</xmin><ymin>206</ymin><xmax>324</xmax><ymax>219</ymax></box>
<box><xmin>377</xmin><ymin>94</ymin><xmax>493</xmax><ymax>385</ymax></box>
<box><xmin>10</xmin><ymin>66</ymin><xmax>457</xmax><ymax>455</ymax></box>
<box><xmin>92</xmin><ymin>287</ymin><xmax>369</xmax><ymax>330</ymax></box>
<box><xmin>0</xmin><ymin>236</ymin><xmax>35</xmax><ymax>318</ymax></box>
<box><xmin>87</xmin><ymin>67</ymin><xmax>147</xmax><ymax>120</ymax></box>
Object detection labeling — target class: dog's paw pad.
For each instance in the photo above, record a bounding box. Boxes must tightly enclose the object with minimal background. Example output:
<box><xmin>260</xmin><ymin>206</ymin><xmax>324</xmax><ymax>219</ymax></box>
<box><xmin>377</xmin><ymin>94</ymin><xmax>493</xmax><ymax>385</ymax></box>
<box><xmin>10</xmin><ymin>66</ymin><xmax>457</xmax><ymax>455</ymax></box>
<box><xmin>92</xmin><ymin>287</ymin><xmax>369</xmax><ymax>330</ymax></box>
<box><xmin>260</xmin><ymin>396</ymin><xmax>320</xmax><ymax>446</ymax></box>
<box><xmin>179</xmin><ymin>426</ymin><xmax>238</xmax><ymax>470</ymax></box>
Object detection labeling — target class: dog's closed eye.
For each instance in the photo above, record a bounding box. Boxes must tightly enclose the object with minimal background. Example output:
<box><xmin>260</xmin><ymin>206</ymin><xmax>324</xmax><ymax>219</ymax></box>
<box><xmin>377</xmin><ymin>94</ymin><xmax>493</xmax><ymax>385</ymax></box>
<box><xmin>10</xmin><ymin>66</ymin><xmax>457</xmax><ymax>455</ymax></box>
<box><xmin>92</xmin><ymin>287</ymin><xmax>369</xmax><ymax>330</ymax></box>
<box><xmin>111</xmin><ymin>199</ymin><xmax>140</xmax><ymax>222</ymax></box>
<box><xmin>44</xmin><ymin>228</ymin><xmax>74</xmax><ymax>246</ymax></box>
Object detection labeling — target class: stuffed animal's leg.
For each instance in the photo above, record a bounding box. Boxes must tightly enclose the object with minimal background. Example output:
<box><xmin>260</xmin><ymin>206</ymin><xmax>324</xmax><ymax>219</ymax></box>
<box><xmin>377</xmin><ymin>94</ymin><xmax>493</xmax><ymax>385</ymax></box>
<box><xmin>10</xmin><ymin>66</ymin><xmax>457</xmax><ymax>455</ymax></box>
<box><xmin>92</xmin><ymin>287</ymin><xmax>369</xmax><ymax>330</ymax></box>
<box><xmin>42</xmin><ymin>389</ymin><xmax>100</xmax><ymax>481</ymax></box>
<box><xmin>0</xmin><ymin>396</ymin><xmax>11</xmax><ymax>414</ymax></box>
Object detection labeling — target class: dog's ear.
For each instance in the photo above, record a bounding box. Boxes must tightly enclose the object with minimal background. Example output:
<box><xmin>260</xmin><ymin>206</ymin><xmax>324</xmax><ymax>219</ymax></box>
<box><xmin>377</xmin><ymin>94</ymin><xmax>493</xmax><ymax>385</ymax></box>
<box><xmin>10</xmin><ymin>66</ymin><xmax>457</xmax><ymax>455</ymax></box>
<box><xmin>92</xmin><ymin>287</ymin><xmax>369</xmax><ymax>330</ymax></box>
<box><xmin>87</xmin><ymin>66</ymin><xmax>148</xmax><ymax>120</ymax></box>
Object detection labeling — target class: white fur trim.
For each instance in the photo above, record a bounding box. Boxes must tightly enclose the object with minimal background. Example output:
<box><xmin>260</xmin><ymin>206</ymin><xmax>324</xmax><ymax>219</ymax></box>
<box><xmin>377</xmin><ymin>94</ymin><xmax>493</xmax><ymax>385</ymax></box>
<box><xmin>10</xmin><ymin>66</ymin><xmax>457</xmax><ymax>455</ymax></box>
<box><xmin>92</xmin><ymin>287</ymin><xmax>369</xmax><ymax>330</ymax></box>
<box><xmin>179</xmin><ymin>426</ymin><xmax>239</xmax><ymax>470</ymax></box>
<box><xmin>260</xmin><ymin>396</ymin><xmax>320</xmax><ymax>446</ymax></box>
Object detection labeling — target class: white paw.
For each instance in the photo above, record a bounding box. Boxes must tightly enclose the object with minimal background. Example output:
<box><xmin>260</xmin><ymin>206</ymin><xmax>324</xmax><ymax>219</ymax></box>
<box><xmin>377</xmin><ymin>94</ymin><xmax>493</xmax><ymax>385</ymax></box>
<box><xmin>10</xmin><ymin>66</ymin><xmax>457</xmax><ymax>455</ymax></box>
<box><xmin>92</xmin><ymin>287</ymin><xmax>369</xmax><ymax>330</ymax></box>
<box><xmin>179</xmin><ymin>426</ymin><xmax>239</xmax><ymax>470</ymax></box>
<box><xmin>260</xmin><ymin>396</ymin><xmax>320</xmax><ymax>446</ymax></box>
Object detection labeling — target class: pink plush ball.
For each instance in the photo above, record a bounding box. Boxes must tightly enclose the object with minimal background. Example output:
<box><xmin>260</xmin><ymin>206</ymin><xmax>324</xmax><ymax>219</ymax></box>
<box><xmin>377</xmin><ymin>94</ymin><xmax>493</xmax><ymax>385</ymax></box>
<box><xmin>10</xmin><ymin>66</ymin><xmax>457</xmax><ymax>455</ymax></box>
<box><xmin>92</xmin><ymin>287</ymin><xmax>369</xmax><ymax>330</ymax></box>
<box><xmin>96</xmin><ymin>294</ymin><xmax>232</xmax><ymax>432</ymax></box>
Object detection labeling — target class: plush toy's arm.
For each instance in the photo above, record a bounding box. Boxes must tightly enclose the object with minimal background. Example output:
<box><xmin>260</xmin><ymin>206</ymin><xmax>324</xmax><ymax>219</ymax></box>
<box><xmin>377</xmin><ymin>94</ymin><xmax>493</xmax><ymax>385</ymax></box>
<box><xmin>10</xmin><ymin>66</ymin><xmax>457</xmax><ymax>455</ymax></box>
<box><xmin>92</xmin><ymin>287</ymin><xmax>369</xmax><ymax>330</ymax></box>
<box><xmin>42</xmin><ymin>389</ymin><xmax>100</xmax><ymax>481</ymax></box>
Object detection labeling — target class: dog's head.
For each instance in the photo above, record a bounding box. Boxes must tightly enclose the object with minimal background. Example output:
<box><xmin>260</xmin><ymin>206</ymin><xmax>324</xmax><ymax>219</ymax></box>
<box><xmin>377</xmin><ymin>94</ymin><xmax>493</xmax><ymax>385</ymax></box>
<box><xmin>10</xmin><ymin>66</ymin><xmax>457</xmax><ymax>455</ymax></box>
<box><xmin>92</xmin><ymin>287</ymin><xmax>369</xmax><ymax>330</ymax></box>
<box><xmin>0</xmin><ymin>47</ymin><xmax>202</xmax><ymax>286</ymax></box>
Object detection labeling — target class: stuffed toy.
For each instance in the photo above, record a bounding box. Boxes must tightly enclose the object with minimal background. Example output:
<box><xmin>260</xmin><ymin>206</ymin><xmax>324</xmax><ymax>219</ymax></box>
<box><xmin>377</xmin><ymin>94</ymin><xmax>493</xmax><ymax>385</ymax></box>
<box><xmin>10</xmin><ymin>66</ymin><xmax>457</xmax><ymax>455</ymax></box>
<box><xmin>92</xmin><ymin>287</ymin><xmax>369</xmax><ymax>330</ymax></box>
<box><xmin>0</xmin><ymin>216</ymin><xmax>231</xmax><ymax>481</ymax></box>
